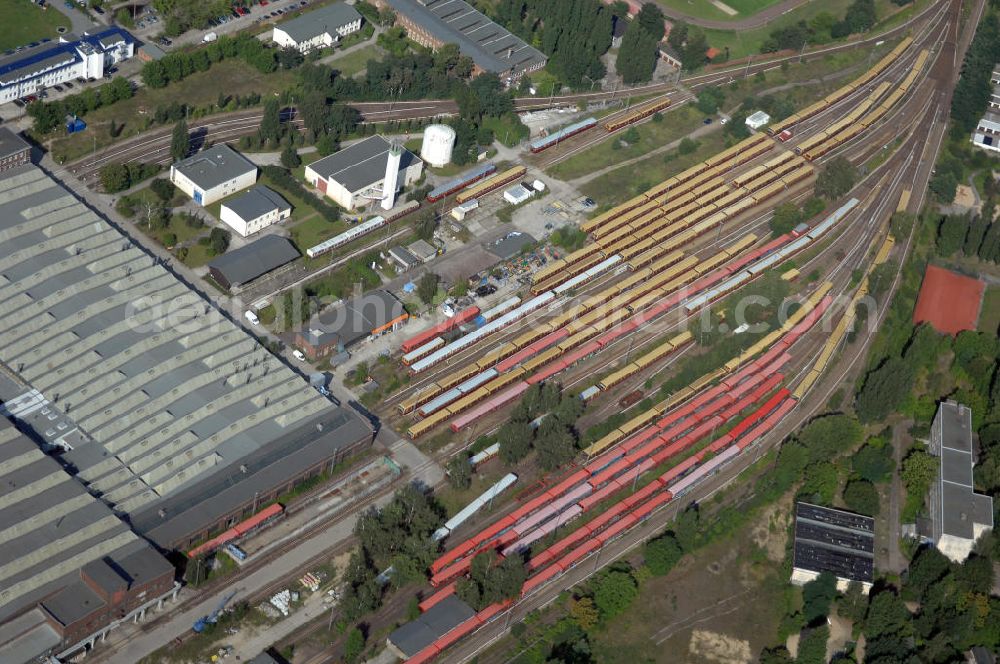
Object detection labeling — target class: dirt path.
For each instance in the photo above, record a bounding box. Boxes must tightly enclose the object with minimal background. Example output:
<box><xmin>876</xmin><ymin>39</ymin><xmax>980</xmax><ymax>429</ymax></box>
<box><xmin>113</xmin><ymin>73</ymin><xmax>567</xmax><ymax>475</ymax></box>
<box><xmin>886</xmin><ymin>419</ymin><xmax>913</xmax><ymax>574</ymax></box>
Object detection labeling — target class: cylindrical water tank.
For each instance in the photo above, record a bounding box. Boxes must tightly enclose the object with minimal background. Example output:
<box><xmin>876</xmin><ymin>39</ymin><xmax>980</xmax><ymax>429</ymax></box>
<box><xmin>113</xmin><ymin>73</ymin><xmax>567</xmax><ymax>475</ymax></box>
<box><xmin>421</xmin><ymin>124</ymin><xmax>456</xmax><ymax>167</ymax></box>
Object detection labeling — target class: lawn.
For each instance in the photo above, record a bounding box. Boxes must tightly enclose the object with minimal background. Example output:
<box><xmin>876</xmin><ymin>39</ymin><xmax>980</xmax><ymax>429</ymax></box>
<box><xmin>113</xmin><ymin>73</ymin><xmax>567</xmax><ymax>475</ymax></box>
<box><xmin>653</xmin><ymin>0</ymin><xmax>784</xmax><ymax>22</ymax></box>
<box><xmin>548</xmin><ymin>105</ymin><xmax>705</xmax><ymax>180</ymax></box>
<box><xmin>257</xmin><ymin>170</ymin><xmax>349</xmax><ymax>253</ymax></box>
<box><xmin>49</xmin><ymin>60</ymin><xmax>298</xmax><ymax>162</ymax></box>
<box><xmin>0</xmin><ymin>0</ymin><xmax>69</xmax><ymax>51</ymax></box>
<box><xmin>325</xmin><ymin>43</ymin><xmax>381</xmax><ymax>78</ymax></box>
<box><xmin>700</xmin><ymin>0</ymin><xmax>903</xmax><ymax>60</ymax></box>
<box><xmin>180</xmin><ymin>242</ymin><xmax>216</xmax><ymax>268</ymax></box>
<box><xmin>979</xmin><ymin>286</ymin><xmax>1000</xmax><ymax>336</ymax></box>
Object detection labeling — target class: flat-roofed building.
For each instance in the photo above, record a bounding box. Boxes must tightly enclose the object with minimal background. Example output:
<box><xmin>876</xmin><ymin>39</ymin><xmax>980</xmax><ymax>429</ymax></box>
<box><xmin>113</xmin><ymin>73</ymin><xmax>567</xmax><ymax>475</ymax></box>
<box><xmin>387</xmin><ymin>595</ymin><xmax>476</xmax><ymax>660</ymax></box>
<box><xmin>0</xmin><ymin>127</ymin><xmax>31</xmax><ymax>172</ymax></box>
<box><xmin>170</xmin><ymin>144</ymin><xmax>257</xmax><ymax>206</ymax></box>
<box><xmin>929</xmin><ymin>400</ymin><xmax>994</xmax><ymax>562</ymax></box>
<box><xmin>304</xmin><ymin>135</ymin><xmax>423</xmax><ymax>210</ymax></box>
<box><xmin>792</xmin><ymin>502</ymin><xmax>875</xmax><ymax>593</ymax></box>
<box><xmin>219</xmin><ymin>185</ymin><xmax>292</xmax><ymax>237</ymax></box>
<box><xmin>0</xmin><ymin>164</ymin><xmax>373</xmax><ymax>553</ymax></box>
<box><xmin>973</xmin><ymin>109</ymin><xmax>1000</xmax><ymax>153</ymax></box>
<box><xmin>272</xmin><ymin>3</ymin><xmax>363</xmax><ymax>52</ymax></box>
<box><xmin>373</xmin><ymin>0</ymin><xmax>546</xmax><ymax>84</ymax></box>
<box><xmin>208</xmin><ymin>235</ymin><xmax>300</xmax><ymax>290</ymax></box>
<box><xmin>295</xmin><ymin>290</ymin><xmax>408</xmax><ymax>359</ymax></box>
<box><xmin>0</xmin><ymin>28</ymin><xmax>134</xmax><ymax>104</ymax></box>
<box><xmin>0</xmin><ymin>420</ymin><xmax>177</xmax><ymax>664</ymax></box>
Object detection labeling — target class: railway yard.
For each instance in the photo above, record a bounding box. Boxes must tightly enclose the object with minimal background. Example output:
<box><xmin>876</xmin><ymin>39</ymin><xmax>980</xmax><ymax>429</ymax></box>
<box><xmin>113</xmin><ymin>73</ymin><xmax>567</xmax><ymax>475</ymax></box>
<box><xmin>3</xmin><ymin>0</ymin><xmax>991</xmax><ymax>659</ymax></box>
<box><xmin>349</xmin><ymin>0</ymin><xmax>970</xmax><ymax>660</ymax></box>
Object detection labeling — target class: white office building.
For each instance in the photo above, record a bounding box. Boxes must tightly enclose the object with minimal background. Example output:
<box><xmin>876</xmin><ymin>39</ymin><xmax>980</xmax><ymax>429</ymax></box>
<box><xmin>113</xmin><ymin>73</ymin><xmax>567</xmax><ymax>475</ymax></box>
<box><xmin>0</xmin><ymin>28</ymin><xmax>134</xmax><ymax>105</ymax></box>
<box><xmin>170</xmin><ymin>144</ymin><xmax>258</xmax><ymax>206</ymax></box>
<box><xmin>271</xmin><ymin>3</ymin><xmax>363</xmax><ymax>52</ymax></box>
<box><xmin>219</xmin><ymin>185</ymin><xmax>292</xmax><ymax>237</ymax></box>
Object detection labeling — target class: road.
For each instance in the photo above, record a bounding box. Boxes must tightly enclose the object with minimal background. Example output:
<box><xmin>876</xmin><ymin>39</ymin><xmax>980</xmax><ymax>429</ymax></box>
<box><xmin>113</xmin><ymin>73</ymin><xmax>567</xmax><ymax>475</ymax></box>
<box><xmin>52</xmin><ymin>1</ymin><xmax>97</xmax><ymax>35</ymax></box>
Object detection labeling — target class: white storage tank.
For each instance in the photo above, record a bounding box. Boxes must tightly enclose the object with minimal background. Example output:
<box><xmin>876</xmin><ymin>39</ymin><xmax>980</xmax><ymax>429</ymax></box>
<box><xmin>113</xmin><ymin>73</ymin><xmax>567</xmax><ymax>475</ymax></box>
<box><xmin>421</xmin><ymin>124</ymin><xmax>456</xmax><ymax>167</ymax></box>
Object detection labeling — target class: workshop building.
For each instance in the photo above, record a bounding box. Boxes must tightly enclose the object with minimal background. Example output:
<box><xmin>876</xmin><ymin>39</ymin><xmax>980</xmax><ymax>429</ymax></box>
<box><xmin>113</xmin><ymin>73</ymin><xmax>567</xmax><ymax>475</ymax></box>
<box><xmin>207</xmin><ymin>235</ymin><xmax>300</xmax><ymax>290</ymax></box>
<box><xmin>372</xmin><ymin>0</ymin><xmax>546</xmax><ymax>84</ymax></box>
<box><xmin>792</xmin><ymin>502</ymin><xmax>875</xmax><ymax>593</ymax></box>
<box><xmin>296</xmin><ymin>290</ymin><xmax>408</xmax><ymax>358</ymax></box>
<box><xmin>170</xmin><ymin>144</ymin><xmax>257</xmax><ymax>206</ymax></box>
<box><xmin>304</xmin><ymin>135</ymin><xmax>423</xmax><ymax>210</ymax></box>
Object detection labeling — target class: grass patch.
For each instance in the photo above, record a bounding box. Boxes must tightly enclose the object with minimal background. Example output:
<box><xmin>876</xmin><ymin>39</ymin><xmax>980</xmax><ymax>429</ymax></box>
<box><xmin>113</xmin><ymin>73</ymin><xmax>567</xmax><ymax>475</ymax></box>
<box><xmin>289</xmin><ymin>213</ymin><xmax>345</xmax><ymax>251</ymax></box>
<box><xmin>700</xmin><ymin>0</ymin><xmax>899</xmax><ymax>60</ymax></box>
<box><xmin>0</xmin><ymin>0</ymin><xmax>70</xmax><ymax>51</ymax></box>
<box><xmin>979</xmin><ymin>286</ymin><xmax>1000</xmax><ymax>336</ymax></box>
<box><xmin>181</xmin><ymin>242</ymin><xmax>216</xmax><ymax>268</ymax></box>
<box><xmin>50</xmin><ymin>60</ymin><xmax>297</xmax><ymax>162</ymax></box>
<box><xmin>548</xmin><ymin>105</ymin><xmax>704</xmax><ymax>180</ymax></box>
<box><xmin>326</xmin><ymin>43</ymin><xmax>381</xmax><ymax>78</ymax></box>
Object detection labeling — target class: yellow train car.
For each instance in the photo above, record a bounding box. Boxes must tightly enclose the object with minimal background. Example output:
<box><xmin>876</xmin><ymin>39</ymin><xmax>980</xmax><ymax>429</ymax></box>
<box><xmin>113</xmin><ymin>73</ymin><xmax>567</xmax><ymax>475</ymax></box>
<box><xmin>619</xmin><ymin>236</ymin><xmax>657</xmax><ymax>261</ymax></box>
<box><xmin>397</xmin><ymin>384</ymin><xmax>442</xmax><ymax>415</ymax></box>
<box><xmin>604</xmin><ymin>97</ymin><xmax>672</xmax><ymax>132</ymax></box>
<box><xmin>437</xmin><ymin>363</ymin><xmax>482</xmax><ymax>392</ymax></box>
<box><xmin>721</xmin><ymin>233</ymin><xmax>757</xmax><ymax>258</ymax></box>
<box><xmin>456</xmin><ymin>166</ymin><xmax>526</xmax><ymax>204</ymax></box>
<box><xmin>406</xmin><ymin>408</ymin><xmax>452</xmax><ymax>439</ymax></box>
<box><xmin>476</xmin><ymin>343</ymin><xmax>517</xmax><ymax>371</ymax></box>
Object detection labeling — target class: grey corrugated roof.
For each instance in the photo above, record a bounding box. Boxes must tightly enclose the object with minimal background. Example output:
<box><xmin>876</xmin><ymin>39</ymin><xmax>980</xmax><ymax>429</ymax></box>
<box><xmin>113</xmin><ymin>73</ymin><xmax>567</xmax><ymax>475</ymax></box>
<box><xmin>0</xmin><ymin>128</ymin><xmax>29</xmax><ymax>161</ymax></box>
<box><xmin>308</xmin><ymin>135</ymin><xmax>421</xmax><ymax>193</ymax></box>
<box><xmin>385</xmin><ymin>0</ymin><xmax>546</xmax><ymax>76</ymax></box>
<box><xmin>389</xmin><ymin>245</ymin><xmax>419</xmax><ymax>268</ymax></box>
<box><xmin>276</xmin><ymin>2</ymin><xmax>362</xmax><ymax>43</ymax></box>
<box><xmin>222</xmin><ymin>185</ymin><xmax>291</xmax><ymax>223</ymax></box>
<box><xmin>389</xmin><ymin>595</ymin><xmax>476</xmax><ymax>657</ymax></box>
<box><xmin>0</xmin><ymin>164</ymin><xmax>369</xmax><ymax>549</ymax></box>
<box><xmin>172</xmin><ymin>144</ymin><xmax>256</xmax><ymax>191</ymax></box>
<box><xmin>208</xmin><ymin>235</ymin><xmax>300</xmax><ymax>287</ymax></box>
<box><xmin>0</xmin><ymin>610</ymin><xmax>61</xmax><ymax>664</ymax></box>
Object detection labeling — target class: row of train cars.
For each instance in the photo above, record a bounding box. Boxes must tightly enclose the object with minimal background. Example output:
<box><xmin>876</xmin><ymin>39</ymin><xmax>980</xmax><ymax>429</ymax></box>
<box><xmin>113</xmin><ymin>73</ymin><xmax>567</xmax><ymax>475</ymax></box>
<box><xmin>394</xmin><ymin>36</ymin><xmax>928</xmax><ymax>664</ymax></box>
<box><xmin>400</xmin><ymin>287</ymin><xmax>836</xmax><ymax>664</ymax></box>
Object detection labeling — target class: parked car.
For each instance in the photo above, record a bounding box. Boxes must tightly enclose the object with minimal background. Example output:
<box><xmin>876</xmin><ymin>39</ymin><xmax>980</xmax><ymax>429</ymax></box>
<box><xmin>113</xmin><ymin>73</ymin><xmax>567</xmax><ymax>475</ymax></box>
<box><xmin>64</xmin><ymin>81</ymin><xmax>74</xmax><ymax>88</ymax></box>
<box><xmin>292</xmin><ymin>350</ymin><xmax>306</xmax><ymax>361</ymax></box>
<box><xmin>12</xmin><ymin>99</ymin><xmax>25</xmax><ymax>108</ymax></box>
<box><xmin>703</xmin><ymin>117</ymin><xmax>713</xmax><ymax>124</ymax></box>
<box><xmin>93</xmin><ymin>5</ymin><xmax>103</xmax><ymax>13</ymax></box>
<box><xmin>53</xmin><ymin>85</ymin><xmax>63</xmax><ymax>92</ymax></box>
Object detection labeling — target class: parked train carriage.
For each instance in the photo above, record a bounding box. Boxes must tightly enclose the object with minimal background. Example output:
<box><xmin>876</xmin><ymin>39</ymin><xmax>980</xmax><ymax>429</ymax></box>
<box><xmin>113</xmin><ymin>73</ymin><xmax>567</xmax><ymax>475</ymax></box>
<box><xmin>604</xmin><ymin>97</ymin><xmax>672</xmax><ymax>132</ymax></box>
<box><xmin>591</xmin><ymin>199</ymin><xmax>660</xmax><ymax>239</ymax></box>
<box><xmin>455</xmin><ymin>166</ymin><xmax>527</xmax><ymax>204</ymax></box>
<box><xmin>530</xmin><ymin>258</ymin><xmax>567</xmax><ymax>285</ymax></box>
<box><xmin>780</xmin><ymin>165</ymin><xmax>814</xmax><ymax>187</ymax></box>
<box><xmin>436</xmin><ymin>363</ymin><xmax>484</xmax><ymax>393</ymax></box>
<box><xmin>720</xmin><ymin>233</ymin><xmax>758</xmax><ymax>258</ymax></box>
<box><xmin>397</xmin><ymin>384</ymin><xmax>444</xmax><ymax>415</ymax></box>
<box><xmin>475</xmin><ymin>343</ymin><xmax>518</xmax><ymax>371</ymax></box>
<box><xmin>580</xmin><ymin>193</ymin><xmax>650</xmax><ymax>234</ymax></box>
<box><xmin>407</xmin><ymin>408</ymin><xmax>453</xmax><ymax>439</ymax></box>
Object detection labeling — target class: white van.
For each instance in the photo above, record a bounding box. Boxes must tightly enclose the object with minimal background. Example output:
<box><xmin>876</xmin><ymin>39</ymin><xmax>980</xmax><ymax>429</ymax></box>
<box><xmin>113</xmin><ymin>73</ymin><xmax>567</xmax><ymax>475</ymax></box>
<box><xmin>244</xmin><ymin>310</ymin><xmax>260</xmax><ymax>326</ymax></box>
<box><xmin>292</xmin><ymin>350</ymin><xmax>306</xmax><ymax>361</ymax></box>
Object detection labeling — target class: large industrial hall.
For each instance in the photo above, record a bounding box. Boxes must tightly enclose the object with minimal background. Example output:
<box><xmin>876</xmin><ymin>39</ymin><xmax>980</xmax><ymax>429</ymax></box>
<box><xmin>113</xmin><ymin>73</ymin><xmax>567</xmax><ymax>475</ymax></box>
<box><xmin>0</xmin><ymin>165</ymin><xmax>373</xmax><ymax>555</ymax></box>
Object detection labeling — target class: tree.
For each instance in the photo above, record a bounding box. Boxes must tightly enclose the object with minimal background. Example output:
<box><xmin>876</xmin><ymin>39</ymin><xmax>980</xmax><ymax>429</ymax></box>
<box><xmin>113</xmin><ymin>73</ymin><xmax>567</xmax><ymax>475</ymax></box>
<box><xmin>695</xmin><ymin>87</ymin><xmax>725</xmax><ymax>115</ymax></box>
<box><xmin>797</xmin><ymin>414</ymin><xmax>863</xmax><ymax>464</ymax></box>
<box><xmin>184</xmin><ymin>555</ymin><xmax>209</xmax><ymax>586</ymax></box>
<box><xmin>837</xmin><ymin>582</ymin><xmax>868</xmax><ymax>624</ymax></box>
<box><xmin>678</xmin><ymin>137</ymin><xmax>699</xmax><ymax>155</ymax></box>
<box><xmin>344</xmin><ymin>626</ymin><xmax>365</xmax><ymax>663</ymax></box>
<box><xmin>815</xmin><ymin>157</ymin><xmax>856</xmax><ymax>200</ymax></box>
<box><xmin>758</xmin><ymin>646</ymin><xmax>794</xmax><ymax>664</ymax></box>
<box><xmin>534</xmin><ymin>418</ymin><xmax>576</xmax><ymax>472</ymax></box>
<box><xmin>802</xmin><ymin>571</ymin><xmax>837</xmax><ymax>624</ymax></box>
<box><xmin>209</xmin><ymin>227</ymin><xmax>231</xmax><ymax>255</ymax></box>
<box><xmin>843</xmin><ymin>479</ymin><xmax>879</xmax><ymax>516</ymax></box>
<box><xmin>150</xmin><ymin>177</ymin><xmax>175</xmax><ymax>202</ymax></box>
<box><xmin>644</xmin><ymin>534</ymin><xmax>683</xmax><ymax>575</ymax></box>
<box><xmin>446</xmin><ymin>455</ymin><xmax>472</xmax><ymax>490</ymax></box>
<box><xmin>904</xmin><ymin>546</ymin><xmax>951</xmax><ymax>598</ymax></box>
<box><xmin>498</xmin><ymin>419</ymin><xmax>533</xmax><ymax>464</ymax></box>
<box><xmin>417</xmin><ymin>272</ymin><xmax>440</xmax><ymax>304</ymax></box>
<box><xmin>770</xmin><ymin>202</ymin><xmax>804</xmax><ymax>234</ymax></box>
<box><xmin>592</xmin><ymin>570</ymin><xmax>638</xmax><ymax>619</ymax></box>
<box><xmin>852</xmin><ymin>442</ymin><xmax>894</xmax><ymax>483</ymax></box>
<box><xmin>277</xmin><ymin>45</ymin><xmax>304</xmax><ymax>69</ymax></box>
<box><xmin>796</xmin><ymin>625</ymin><xmax>830</xmax><ymax>664</ymax></box>
<box><xmin>170</xmin><ymin>119</ymin><xmax>189</xmax><ymax>161</ymax></box>
<box><xmin>937</xmin><ymin>214</ymin><xmax>968</xmax><ymax>256</ymax></box>
<box><xmin>617</xmin><ymin>19</ymin><xmax>660</xmax><ymax>84</ymax></box>
<box><xmin>280</xmin><ymin>144</ymin><xmax>301</xmax><ymax>169</ymax></box>
<box><xmin>569</xmin><ymin>596</ymin><xmax>599</xmax><ymax>631</ymax></box>
<box><xmin>636</xmin><ymin>3</ymin><xmax>666</xmax><ymax>39</ymax></box>
<box><xmin>901</xmin><ymin>448</ymin><xmax>937</xmax><ymax>495</ymax></box>
<box><xmin>259</xmin><ymin>98</ymin><xmax>282</xmax><ymax>145</ymax></box>
<box><xmin>100</xmin><ymin>163</ymin><xmax>130</xmax><ymax>193</ymax></box>
<box><xmin>855</xmin><ymin>356</ymin><xmax>913</xmax><ymax>422</ymax></box>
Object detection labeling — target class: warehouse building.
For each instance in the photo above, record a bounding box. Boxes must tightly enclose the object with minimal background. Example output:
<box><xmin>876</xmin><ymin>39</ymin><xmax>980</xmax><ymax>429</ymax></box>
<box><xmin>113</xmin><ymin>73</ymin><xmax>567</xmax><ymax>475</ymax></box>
<box><xmin>0</xmin><ymin>28</ymin><xmax>134</xmax><ymax>104</ymax></box>
<box><xmin>373</xmin><ymin>0</ymin><xmax>546</xmax><ymax>83</ymax></box>
<box><xmin>208</xmin><ymin>235</ymin><xmax>300</xmax><ymax>290</ymax></box>
<box><xmin>0</xmin><ymin>164</ymin><xmax>373</xmax><ymax>553</ymax></box>
<box><xmin>271</xmin><ymin>3</ymin><xmax>363</xmax><ymax>52</ymax></box>
<box><xmin>295</xmin><ymin>290</ymin><xmax>408</xmax><ymax>359</ymax></box>
<box><xmin>0</xmin><ymin>127</ymin><xmax>31</xmax><ymax>172</ymax></box>
<box><xmin>0</xmin><ymin>419</ymin><xmax>178</xmax><ymax>664</ymax></box>
<box><xmin>219</xmin><ymin>185</ymin><xmax>292</xmax><ymax>237</ymax></box>
<box><xmin>928</xmin><ymin>401</ymin><xmax>993</xmax><ymax>562</ymax></box>
<box><xmin>387</xmin><ymin>595</ymin><xmax>476</xmax><ymax>660</ymax></box>
<box><xmin>170</xmin><ymin>144</ymin><xmax>257</xmax><ymax>206</ymax></box>
<box><xmin>304</xmin><ymin>135</ymin><xmax>423</xmax><ymax>211</ymax></box>
<box><xmin>791</xmin><ymin>502</ymin><xmax>875</xmax><ymax>593</ymax></box>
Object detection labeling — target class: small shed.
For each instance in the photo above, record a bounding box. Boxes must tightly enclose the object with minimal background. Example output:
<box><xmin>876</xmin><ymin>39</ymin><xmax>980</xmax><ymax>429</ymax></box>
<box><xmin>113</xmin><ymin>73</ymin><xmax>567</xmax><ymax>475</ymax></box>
<box><xmin>503</xmin><ymin>184</ymin><xmax>533</xmax><ymax>205</ymax></box>
<box><xmin>408</xmin><ymin>239</ymin><xmax>438</xmax><ymax>262</ymax></box>
<box><xmin>745</xmin><ymin>110</ymin><xmax>772</xmax><ymax>131</ymax></box>
<box><xmin>389</xmin><ymin>245</ymin><xmax>420</xmax><ymax>271</ymax></box>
